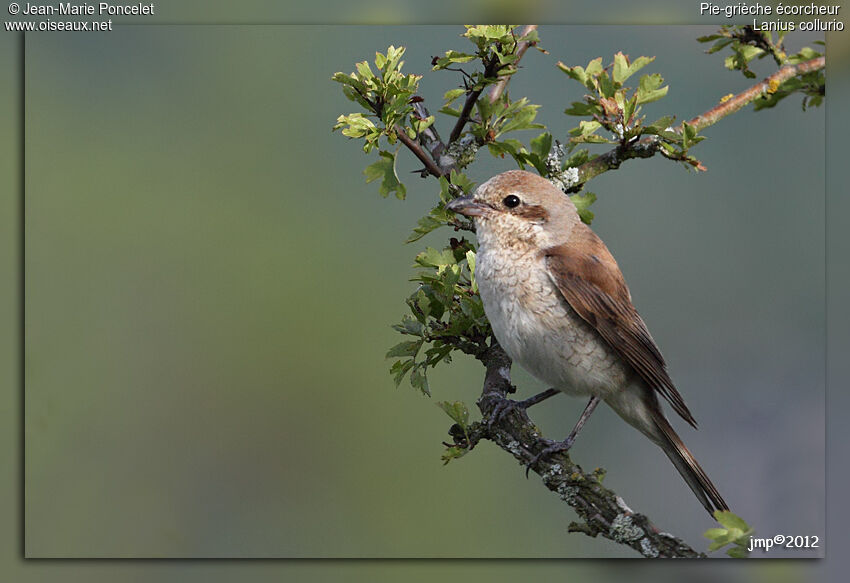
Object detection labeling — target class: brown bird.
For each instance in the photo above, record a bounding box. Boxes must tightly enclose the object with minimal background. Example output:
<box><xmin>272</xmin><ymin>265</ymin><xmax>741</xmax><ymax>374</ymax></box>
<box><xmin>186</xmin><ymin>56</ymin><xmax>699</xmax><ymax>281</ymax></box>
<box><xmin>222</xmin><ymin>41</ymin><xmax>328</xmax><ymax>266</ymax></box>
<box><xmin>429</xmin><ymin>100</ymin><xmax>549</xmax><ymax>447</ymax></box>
<box><xmin>446</xmin><ymin>169</ymin><xmax>728</xmax><ymax>515</ymax></box>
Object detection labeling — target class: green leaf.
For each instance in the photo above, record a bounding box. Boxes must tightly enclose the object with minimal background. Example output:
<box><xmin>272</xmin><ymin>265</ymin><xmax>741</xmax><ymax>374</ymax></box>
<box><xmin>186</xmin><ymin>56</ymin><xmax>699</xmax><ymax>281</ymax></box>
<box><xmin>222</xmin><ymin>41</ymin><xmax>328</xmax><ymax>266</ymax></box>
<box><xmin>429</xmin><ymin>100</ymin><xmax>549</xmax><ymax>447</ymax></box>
<box><xmin>390</xmin><ymin>359</ymin><xmax>415</xmax><ymax>387</ymax></box>
<box><xmin>696</xmin><ymin>33</ymin><xmax>723</xmax><ymax>42</ymax></box>
<box><xmin>433</xmin><ymin>50</ymin><xmax>477</xmax><ymax>70</ymax></box>
<box><xmin>447</xmin><ymin>170</ymin><xmax>475</xmax><ymax>196</ymax></box>
<box><xmin>597</xmin><ymin>71</ymin><xmax>615</xmax><ymax>98</ymax></box>
<box><xmin>572</xmin><ymin>120</ymin><xmax>602</xmax><ymax>137</ymax></box>
<box><xmin>703</xmin><ymin>511</ymin><xmax>753</xmax><ymax>557</ymax></box>
<box><xmin>706</xmin><ymin>38</ymin><xmax>734</xmax><ymax>54</ymax></box>
<box><xmin>441</xmin><ymin>445</ymin><xmax>469</xmax><ymax>464</ymax></box>
<box><xmin>570</xmin><ymin>191</ymin><xmax>597</xmax><ymax>225</ymax></box>
<box><xmin>436</xmin><ymin>400</ymin><xmax>470</xmax><ymax>429</ymax></box>
<box><xmin>643</xmin><ymin>115</ymin><xmax>675</xmax><ymax>135</ymax></box>
<box><xmin>530</xmin><ymin>132</ymin><xmax>553</xmax><ymax>161</ymax></box>
<box><xmin>392</xmin><ymin>317</ymin><xmax>424</xmax><ymax>337</ymax></box>
<box><xmin>622</xmin><ymin>94</ymin><xmax>638</xmax><ymax>125</ymax></box>
<box><xmin>415</xmin><ymin>247</ymin><xmax>456</xmax><ymax>269</ymax></box>
<box><xmin>613</xmin><ymin>53</ymin><xmax>655</xmax><ymax>84</ymax></box>
<box><xmin>636</xmin><ymin>73</ymin><xmax>668</xmax><ymax>104</ymax></box>
<box><xmin>407</xmin><ymin>213</ymin><xmax>445</xmax><ymax>243</ymax></box>
<box><xmin>703</xmin><ymin>528</ymin><xmax>728</xmax><ymax>540</ymax></box>
<box><xmin>564</xmin><ymin>149</ymin><xmax>589</xmax><ymax>168</ymax></box>
<box><xmin>386</xmin><ymin>339</ymin><xmax>424</xmax><ymax>358</ymax></box>
<box><xmin>443</xmin><ymin>88</ymin><xmax>467</xmax><ymax>103</ymax></box>
<box><xmin>411</xmin><ymin>114</ymin><xmax>435</xmax><ymax>135</ymax></box>
<box><xmin>626</xmin><ymin>55</ymin><xmax>654</xmax><ymax>79</ymax></box>
<box><xmin>355</xmin><ymin>60</ymin><xmax>375</xmax><ymax>81</ymax></box>
<box><xmin>465</xmin><ymin>250</ymin><xmax>477</xmax><ymax>291</ymax></box>
<box><xmin>738</xmin><ymin>45</ymin><xmax>764</xmax><ymax>63</ymax></box>
<box><xmin>714</xmin><ymin>511</ymin><xmax>750</xmax><ymax>532</ymax></box>
<box><xmin>557</xmin><ymin>62</ymin><xmax>588</xmax><ymax>88</ymax></box>
<box><xmin>585</xmin><ymin>57</ymin><xmax>603</xmax><ymax>78</ymax></box>
<box><xmin>444</xmin><ymin>50</ymin><xmax>476</xmax><ymax>63</ymax></box>
<box><xmin>410</xmin><ymin>366</ymin><xmax>430</xmax><ymax>395</ymax></box>
<box><xmin>334</xmin><ymin>112</ymin><xmax>377</xmax><ymax>138</ymax></box>
<box><xmin>612</xmin><ymin>52</ymin><xmax>629</xmax><ymax>85</ymax></box>
<box><xmin>564</xmin><ymin>101</ymin><xmax>600</xmax><ymax>117</ymax></box>
<box><xmin>412</xmin><ymin>288</ymin><xmax>432</xmax><ymax>321</ymax></box>
<box><xmin>363</xmin><ymin>150</ymin><xmax>406</xmax><ymax>199</ymax></box>
<box><xmin>568</xmin><ymin>121</ymin><xmax>612</xmax><ymax>145</ymax></box>
<box><xmin>487</xmin><ymin>139</ymin><xmax>523</xmax><ymax>162</ymax></box>
<box><xmin>496</xmin><ymin>101</ymin><xmax>543</xmax><ymax>136</ymax></box>
<box><xmin>681</xmin><ymin>122</ymin><xmax>698</xmax><ymax>149</ymax></box>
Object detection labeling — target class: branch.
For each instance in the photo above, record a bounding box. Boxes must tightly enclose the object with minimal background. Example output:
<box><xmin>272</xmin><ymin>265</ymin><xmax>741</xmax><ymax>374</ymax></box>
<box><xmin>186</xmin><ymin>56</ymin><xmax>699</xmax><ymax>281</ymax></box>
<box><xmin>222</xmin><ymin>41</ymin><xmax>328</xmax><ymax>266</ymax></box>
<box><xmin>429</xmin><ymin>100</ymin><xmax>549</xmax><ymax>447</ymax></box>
<box><xmin>566</xmin><ymin>136</ymin><xmax>662</xmax><ymax>193</ymax></box>
<box><xmin>394</xmin><ymin>124</ymin><xmax>444</xmax><ymax>178</ymax></box>
<box><xmin>455</xmin><ymin>343</ymin><xmax>704</xmax><ymax>558</ymax></box>
<box><xmin>686</xmin><ymin>55</ymin><xmax>824</xmax><ymax>132</ymax></box>
<box><xmin>568</xmin><ymin>55</ymin><xmax>825</xmax><ymax>192</ymax></box>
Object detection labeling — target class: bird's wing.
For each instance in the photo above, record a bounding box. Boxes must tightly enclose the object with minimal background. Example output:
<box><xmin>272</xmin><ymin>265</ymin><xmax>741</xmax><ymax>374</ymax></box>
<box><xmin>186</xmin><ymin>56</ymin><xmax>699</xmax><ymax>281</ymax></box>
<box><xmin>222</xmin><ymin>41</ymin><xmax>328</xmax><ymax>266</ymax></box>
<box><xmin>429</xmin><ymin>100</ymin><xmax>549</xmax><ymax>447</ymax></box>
<box><xmin>543</xmin><ymin>224</ymin><xmax>697</xmax><ymax>428</ymax></box>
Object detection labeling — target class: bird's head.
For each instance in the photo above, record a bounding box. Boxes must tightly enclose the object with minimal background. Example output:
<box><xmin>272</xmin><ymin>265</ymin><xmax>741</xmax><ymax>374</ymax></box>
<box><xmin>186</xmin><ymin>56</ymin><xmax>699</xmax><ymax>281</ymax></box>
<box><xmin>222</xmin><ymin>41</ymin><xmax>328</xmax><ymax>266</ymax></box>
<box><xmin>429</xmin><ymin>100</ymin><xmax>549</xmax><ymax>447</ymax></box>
<box><xmin>446</xmin><ymin>170</ymin><xmax>579</xmax><ymax>251</ymax></box>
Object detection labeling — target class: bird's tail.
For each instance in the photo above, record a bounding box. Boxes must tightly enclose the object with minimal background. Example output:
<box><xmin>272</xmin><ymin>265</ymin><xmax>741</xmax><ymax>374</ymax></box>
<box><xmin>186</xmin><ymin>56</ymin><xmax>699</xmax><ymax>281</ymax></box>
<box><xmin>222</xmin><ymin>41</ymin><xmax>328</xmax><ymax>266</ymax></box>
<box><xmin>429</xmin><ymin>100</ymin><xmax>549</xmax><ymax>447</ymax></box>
<box><xmin>651</xmin><ymin>409</ymin><xmax>729</xmax><ymax>515</ymax></box>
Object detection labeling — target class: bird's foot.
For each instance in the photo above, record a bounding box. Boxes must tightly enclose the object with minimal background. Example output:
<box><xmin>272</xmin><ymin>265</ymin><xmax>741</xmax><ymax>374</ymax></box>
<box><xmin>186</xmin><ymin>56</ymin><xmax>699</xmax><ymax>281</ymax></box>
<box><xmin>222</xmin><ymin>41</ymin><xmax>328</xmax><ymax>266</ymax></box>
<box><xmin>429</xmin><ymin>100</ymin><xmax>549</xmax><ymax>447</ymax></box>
<box><xmin>487</xmin><ymin>398</ymin><xmax>525</xmax><ymax>430</ymax></box>
<box><xmin>525</xmin><ymin>437</ymin><xmax>575</xmax><ymax>478</ymax></box>
<box><xmin>487</xmin><ymin>388</ymin><xmax>560</xmax><ymax>430</ymax></box>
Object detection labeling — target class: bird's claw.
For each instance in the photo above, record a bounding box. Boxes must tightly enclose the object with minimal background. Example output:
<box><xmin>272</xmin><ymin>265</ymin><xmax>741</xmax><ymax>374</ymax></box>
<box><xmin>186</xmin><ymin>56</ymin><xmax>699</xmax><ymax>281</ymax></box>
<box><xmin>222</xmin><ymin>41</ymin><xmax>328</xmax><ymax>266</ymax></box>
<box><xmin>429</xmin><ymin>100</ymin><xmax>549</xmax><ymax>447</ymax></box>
<box><xmin>487</xmin><ymin>397</ymin><xmax>527</xmax><ymax>430</ymax></box>
<box><xmin>525</xmin><ymin>437</ymin><xmax>575</xmax><ymax>478</ymax></box>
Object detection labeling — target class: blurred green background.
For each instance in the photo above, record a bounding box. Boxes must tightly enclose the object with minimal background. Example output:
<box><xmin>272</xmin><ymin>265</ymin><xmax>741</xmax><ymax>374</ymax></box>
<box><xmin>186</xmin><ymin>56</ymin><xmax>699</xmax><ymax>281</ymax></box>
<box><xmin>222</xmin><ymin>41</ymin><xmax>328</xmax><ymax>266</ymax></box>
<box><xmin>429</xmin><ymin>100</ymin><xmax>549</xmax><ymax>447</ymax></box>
<box><xmin>2</xmin><ymin>5</ymin><xmax>847</xmax><ymax>582</ymax></box>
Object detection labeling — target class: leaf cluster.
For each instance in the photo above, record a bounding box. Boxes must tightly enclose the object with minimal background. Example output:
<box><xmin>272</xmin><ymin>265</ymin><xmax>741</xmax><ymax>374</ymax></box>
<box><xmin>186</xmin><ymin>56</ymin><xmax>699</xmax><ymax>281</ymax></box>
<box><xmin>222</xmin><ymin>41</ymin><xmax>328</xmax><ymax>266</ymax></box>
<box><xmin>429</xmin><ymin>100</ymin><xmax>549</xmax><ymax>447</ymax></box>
<box><xmin>435</xmin><ymin>400</ymin><xmax>473</xmax><ymax>463</ymax></box>
<box><xmin>560</xmin><ymin>53</ymin><xmax>668</xmax><ymax>146</ymax></box>
<box><xmin>703</xmin><ymin>510</ymin><xmax>754</xmax><ymax>558</ymax></box>
<box><xmin>387</xmin><ymin>213</ymin><xmax>490</xmax><ymax>396</ymax></box>
<box><xmin>332</xmin><ymin>46</ymin><xmax>429</xmax><ymax>198</ymax></box>
<box><xmin>699</xmin><ymin>26</ymin><xmax>824</xmax><ymax>110</ymax></box>
<box><xmin>436</xmin><ymin>26</ymin><xmax>545</xmax><ymax>147</ymax></box>
<box><xmin>433</xmin><ymin>25</ymin><xmax>535</xmax><ymax>73</ymax></box>
<box><xmin>333</xmin><ymin>46</ymin><xmax>426</xmax><ymax>151</ymax></box>
<box><xmin>559</xmin><ymin>53</ymin><xmax>705</xmax><ymax>172</ymax></box>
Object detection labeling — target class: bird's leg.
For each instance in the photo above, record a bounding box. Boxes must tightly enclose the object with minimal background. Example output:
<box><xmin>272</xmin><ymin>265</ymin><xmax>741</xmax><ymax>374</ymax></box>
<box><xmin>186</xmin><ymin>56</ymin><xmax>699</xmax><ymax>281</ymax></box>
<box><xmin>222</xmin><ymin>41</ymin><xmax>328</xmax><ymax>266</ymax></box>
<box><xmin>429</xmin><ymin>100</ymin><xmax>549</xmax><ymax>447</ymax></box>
<box><xmin>488</xmin><ymin>388</ymin><xmax>560</xmax><ymax>429</ymax></box>
<box><xmin>563</xmin><ymin>394</ymin><xmax>601</xmax><ymax>446</ymax></box>
<box><xmin>526</xmin><ymin>395</ymin><xmax>601</xmax><ymax>477</ymax></box>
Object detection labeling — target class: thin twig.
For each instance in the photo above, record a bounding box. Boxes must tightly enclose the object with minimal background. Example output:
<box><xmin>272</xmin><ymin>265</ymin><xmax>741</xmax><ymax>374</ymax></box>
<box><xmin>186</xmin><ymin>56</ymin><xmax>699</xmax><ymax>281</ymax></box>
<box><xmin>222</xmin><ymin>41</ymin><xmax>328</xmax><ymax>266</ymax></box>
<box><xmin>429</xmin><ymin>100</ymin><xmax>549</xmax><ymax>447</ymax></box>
<box><xmin>448</xmin><ymin>58</ymin><xmax>501</xmax><ymax>144</ymax></box>
<box><xmin>394</xmin><ymin>125</ymin><xmax>444</xmax><ymax>178</ymax></box>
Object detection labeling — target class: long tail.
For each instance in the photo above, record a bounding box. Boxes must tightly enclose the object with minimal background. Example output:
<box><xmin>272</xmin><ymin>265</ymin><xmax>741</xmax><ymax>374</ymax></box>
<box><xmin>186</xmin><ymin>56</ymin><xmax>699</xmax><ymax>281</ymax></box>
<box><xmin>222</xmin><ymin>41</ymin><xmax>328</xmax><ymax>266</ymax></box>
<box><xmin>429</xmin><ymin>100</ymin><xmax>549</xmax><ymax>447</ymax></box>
<box><xmin>651</xmin><ymin>410</ymin><xmax>729</xmax><ymax>515</ymax></box>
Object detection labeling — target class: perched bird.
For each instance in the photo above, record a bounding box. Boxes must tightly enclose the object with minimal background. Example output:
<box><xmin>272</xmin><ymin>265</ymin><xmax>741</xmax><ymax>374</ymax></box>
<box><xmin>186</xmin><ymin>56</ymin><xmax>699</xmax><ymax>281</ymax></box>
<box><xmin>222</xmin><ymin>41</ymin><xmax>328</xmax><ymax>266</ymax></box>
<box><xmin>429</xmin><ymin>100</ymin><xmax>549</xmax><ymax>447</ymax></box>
<box><xmin>446</xmin><ymin>169</ymin><xmax>728</xmax><ymax>514</ymax></box>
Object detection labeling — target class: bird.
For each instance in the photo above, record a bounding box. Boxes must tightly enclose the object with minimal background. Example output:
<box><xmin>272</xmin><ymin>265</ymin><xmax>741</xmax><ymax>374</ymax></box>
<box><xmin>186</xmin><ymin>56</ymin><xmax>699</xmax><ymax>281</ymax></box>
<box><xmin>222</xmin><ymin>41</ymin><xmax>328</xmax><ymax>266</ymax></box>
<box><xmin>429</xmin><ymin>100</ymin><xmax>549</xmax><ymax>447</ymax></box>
<box><xmin>445</xmin><ymin>169</ymin><xmax>728</xmax><ymax>515</ymax></box>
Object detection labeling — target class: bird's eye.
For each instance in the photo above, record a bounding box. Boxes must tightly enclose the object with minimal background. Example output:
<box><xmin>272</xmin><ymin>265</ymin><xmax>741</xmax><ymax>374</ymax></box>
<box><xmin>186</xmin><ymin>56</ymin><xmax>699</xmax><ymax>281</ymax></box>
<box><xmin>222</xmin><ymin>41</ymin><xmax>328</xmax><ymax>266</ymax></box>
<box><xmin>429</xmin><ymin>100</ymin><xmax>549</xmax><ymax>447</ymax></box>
<box><xmin>503</xmin><ymin>195</ymin><xmax>521</xmax><ymax>208</ymax></box>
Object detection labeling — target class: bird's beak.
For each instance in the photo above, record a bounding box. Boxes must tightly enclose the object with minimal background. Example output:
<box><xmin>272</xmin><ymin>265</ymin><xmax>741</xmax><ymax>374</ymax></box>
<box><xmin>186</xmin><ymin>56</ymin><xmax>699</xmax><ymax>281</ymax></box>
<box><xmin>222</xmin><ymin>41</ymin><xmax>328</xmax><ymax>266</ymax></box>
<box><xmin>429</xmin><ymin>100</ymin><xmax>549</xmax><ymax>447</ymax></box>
<box><xmin>446</xmin><ymin>196</ymin><xmax>489</xmax><ymax>217</ymax></box>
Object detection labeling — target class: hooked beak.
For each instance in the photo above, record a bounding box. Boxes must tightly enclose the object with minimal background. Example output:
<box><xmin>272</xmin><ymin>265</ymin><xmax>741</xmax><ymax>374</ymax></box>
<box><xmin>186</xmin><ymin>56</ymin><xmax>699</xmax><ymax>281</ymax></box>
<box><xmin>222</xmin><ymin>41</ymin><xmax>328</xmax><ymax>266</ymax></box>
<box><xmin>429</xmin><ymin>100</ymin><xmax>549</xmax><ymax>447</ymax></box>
<box><xmin>446</xmin><ymin>196</ymin><xmax>490</xmax><ymax>217</ymax></box>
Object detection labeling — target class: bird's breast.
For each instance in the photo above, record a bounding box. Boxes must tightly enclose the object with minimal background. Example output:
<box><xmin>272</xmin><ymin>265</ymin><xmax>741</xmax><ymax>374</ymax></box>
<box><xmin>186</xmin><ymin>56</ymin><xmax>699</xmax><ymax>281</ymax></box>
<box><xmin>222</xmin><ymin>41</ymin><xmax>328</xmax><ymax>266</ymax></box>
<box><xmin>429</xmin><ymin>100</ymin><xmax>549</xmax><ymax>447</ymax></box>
<box><xmin>475</xmin><ymin>247</ymin><xmax>629</xmax><ymax>397</ymax></box>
